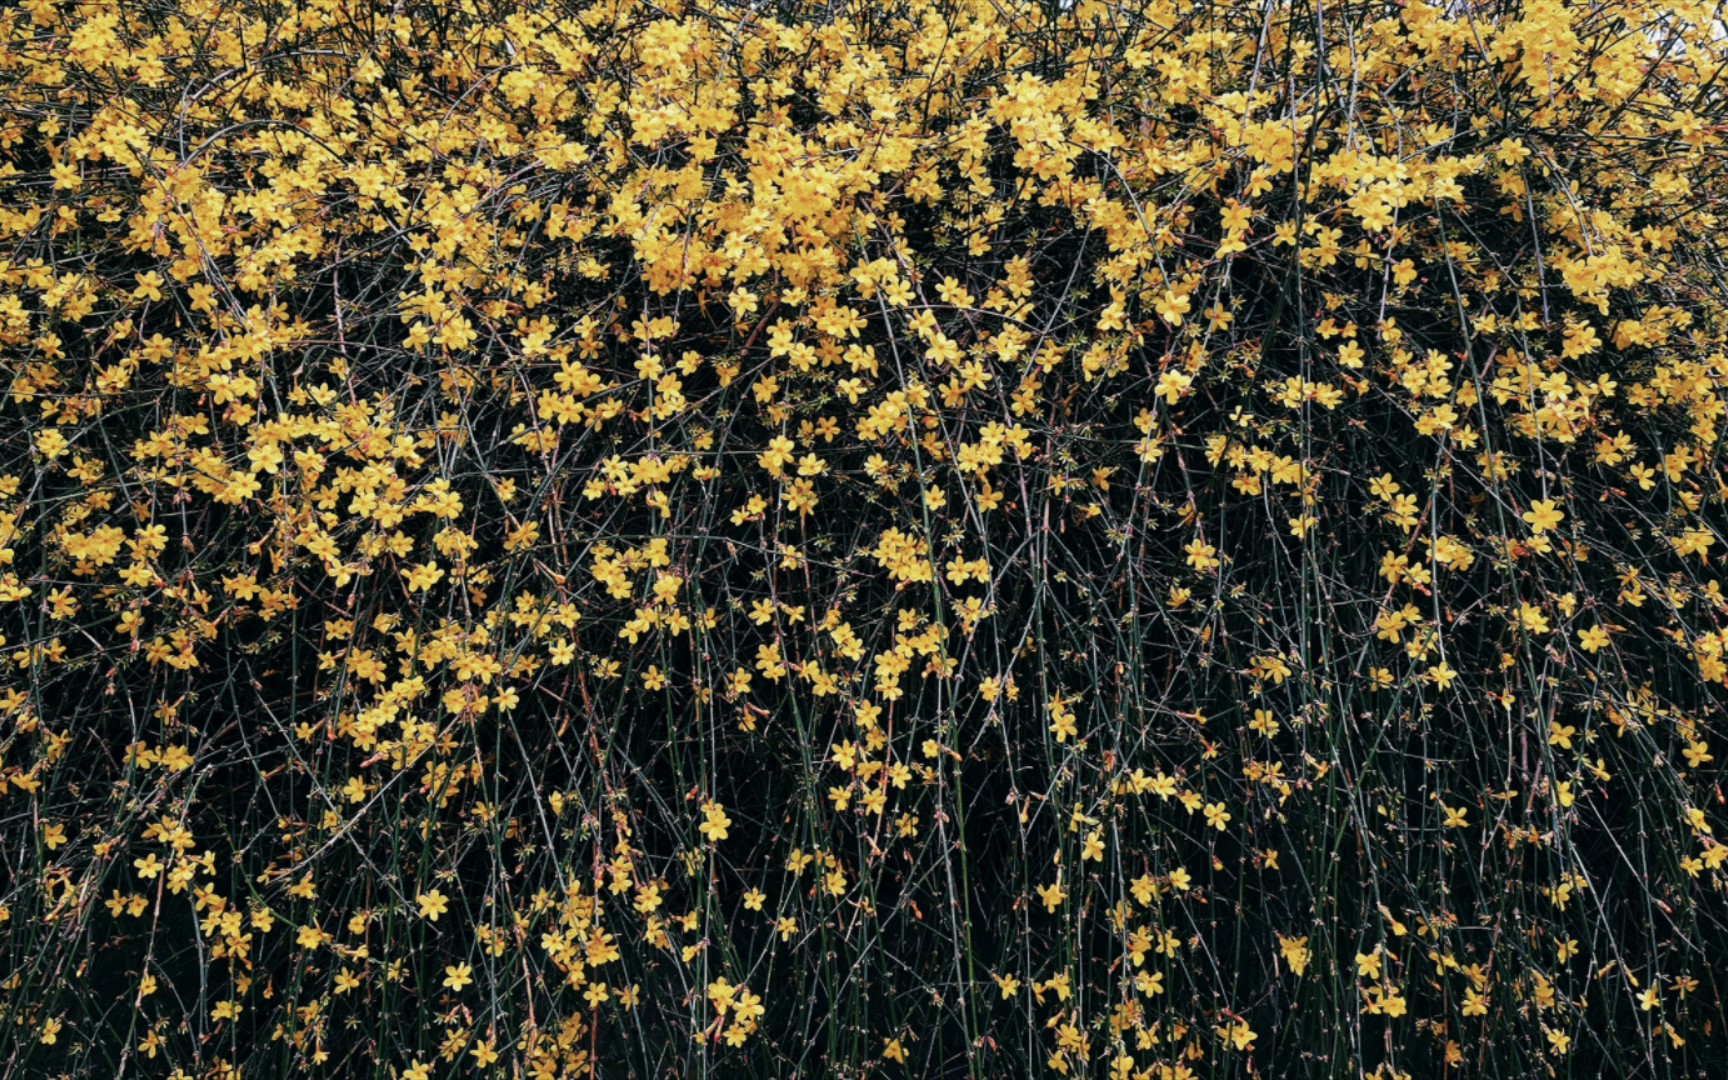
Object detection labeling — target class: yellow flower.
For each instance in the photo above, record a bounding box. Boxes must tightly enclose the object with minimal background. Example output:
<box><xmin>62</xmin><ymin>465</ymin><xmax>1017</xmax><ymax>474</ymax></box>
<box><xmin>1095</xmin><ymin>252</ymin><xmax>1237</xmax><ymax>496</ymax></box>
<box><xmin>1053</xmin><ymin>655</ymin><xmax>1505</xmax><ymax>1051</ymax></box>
<box><xmin>1577</xmin><ymin>625</ymin><xmax>1610</xmax><ymax>653</ymax></box>
<box><xmin>1154</xmin><ymin>289</ymin><xmax>1191</xmax><ymax>325</ymax></box>
<box><xmin>1184</xmin><ymin>538</ymin><xmax>1220</xmax><ymax>571</ymax></box>
<box><xmin>1155</xmin><ymin>370</ymin><xmax>1192</xmax><ymax>403</ymax></box>
<box><xmin>416</xmin><ymin>890</ymin><xmax>449</xmax><ymax>921</ymax></box>
<box><xmin>1048</xmin><ymin>694</ymin><xmax>1080</xmax><ymax>742</ymax></box>
<box><xmin>1080</xmin><ymin>830</ymin><xmax>1105</xmax><ymax>861</ymax></box>
<box><xmin>402</xmin><ymin>561</ymin><xmax>444</xmax><ymax>592</ymax></box>
<box><xmin>1522</xmin><ymin>498</ymin><xmax>1564</xmax><ymax>534</ymax></box>
<box><xmin>699</xmin><ymin>801</ymin><xmax>731</xmax><ymax>842</ymax></box>
<box><xmin>1355</xmin><ymin>949</ymin><xmax>1382</xmax><ymax>980</ymax></box>
<box><xmin>1222</xmin><ymin>1020</ymin><xmax>1256</xmax><ymax>1051</ymax></box>
<box><xmin>131</xmin><ymin>271</ymin><xmax>165</xmax><ymax>302</ymax></box>
<box><xmin>1518</xmin><ymin>602</ymin><xmax>1550</xmax><ymax>634</ymax></box>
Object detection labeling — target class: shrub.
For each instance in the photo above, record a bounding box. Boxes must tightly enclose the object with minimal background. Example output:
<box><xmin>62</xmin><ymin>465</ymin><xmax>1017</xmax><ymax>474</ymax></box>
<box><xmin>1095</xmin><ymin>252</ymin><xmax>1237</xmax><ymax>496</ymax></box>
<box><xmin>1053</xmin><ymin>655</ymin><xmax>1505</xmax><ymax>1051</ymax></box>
<box><xmin>2</xmin><ymin>0</ymin><xmax>1728</xmax><ymax>1075</ymax></box>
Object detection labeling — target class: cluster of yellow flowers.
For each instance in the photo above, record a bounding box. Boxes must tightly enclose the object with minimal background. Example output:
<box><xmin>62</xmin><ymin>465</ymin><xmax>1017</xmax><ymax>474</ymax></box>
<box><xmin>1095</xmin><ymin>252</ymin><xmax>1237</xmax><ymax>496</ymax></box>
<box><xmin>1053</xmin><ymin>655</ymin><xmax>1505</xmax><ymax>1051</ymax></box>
<box><xmin>2</xmin><ymin>0</ymin><xmax>1728</xmax><ymax>1074</ymax></box>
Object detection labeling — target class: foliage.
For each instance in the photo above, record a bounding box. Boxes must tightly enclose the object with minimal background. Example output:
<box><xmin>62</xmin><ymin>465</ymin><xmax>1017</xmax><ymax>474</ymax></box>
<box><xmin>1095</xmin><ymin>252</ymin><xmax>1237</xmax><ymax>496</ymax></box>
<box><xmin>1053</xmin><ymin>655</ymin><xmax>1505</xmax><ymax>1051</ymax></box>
<box><xmin>2</xmin><ymin>0</ymin><xmax>1728</xmax><ymax>1075</ymax></box>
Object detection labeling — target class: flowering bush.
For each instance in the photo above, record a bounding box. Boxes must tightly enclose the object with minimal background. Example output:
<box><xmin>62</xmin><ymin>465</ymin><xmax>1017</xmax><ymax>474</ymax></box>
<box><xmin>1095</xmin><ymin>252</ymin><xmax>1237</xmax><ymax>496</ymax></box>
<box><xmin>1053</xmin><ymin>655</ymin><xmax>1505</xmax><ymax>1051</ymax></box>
<box><xmin>3</xmin><ymin>0</ymin><xmax>1728</xmax><ymax>1075</ymax></box>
